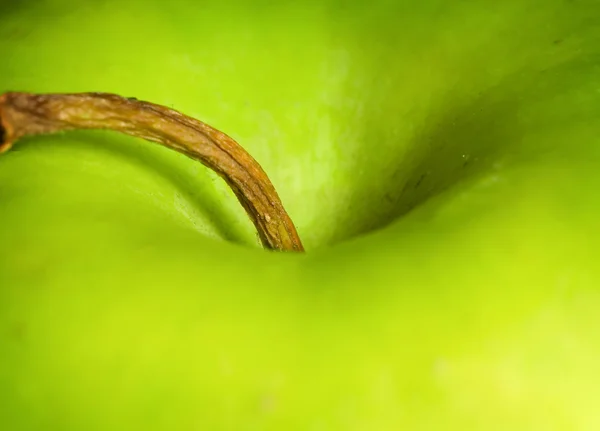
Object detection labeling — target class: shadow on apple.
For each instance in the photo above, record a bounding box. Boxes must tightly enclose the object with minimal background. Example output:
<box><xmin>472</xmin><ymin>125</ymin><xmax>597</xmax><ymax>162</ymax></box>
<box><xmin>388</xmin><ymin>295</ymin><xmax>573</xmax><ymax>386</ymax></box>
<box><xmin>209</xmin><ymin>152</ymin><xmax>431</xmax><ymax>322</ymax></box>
<box><xmin>339</xmin><ymin>90</ymin><xmax>519</xmax><ymax>242</ymax></box>
<box><xmin>12</xmin><ymin>133</ymin><xmax>250</xmax><ymax>246</ymax></box>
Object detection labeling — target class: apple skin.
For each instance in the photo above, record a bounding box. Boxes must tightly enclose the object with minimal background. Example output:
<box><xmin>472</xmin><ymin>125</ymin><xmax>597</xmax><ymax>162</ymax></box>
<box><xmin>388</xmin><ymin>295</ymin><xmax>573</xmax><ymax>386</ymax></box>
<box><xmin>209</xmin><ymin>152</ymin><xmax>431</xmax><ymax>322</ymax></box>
<box><xmin>2</xmin><ymin>0</ymin><xmax>600</xmax><ymax>429</ymax></box>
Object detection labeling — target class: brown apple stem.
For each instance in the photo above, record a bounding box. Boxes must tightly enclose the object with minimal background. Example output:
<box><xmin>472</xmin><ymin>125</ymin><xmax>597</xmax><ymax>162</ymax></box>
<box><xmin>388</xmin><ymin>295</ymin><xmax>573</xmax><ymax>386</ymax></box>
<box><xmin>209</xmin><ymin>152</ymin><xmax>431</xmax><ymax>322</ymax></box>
<box><xmin>0</xmin><ymin>92</ymin><xmax>304</xmax><ymax>252</ymax></box>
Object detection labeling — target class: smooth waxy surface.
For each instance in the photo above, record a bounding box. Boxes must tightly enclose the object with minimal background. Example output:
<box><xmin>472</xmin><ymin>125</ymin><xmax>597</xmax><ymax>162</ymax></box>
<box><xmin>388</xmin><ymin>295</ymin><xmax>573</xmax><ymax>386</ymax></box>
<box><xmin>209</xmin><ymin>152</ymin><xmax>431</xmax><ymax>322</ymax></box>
<box><xmin>1</xmin><ymin>0</ymin><xmax>600</xmax><ymax>429</ymax></box>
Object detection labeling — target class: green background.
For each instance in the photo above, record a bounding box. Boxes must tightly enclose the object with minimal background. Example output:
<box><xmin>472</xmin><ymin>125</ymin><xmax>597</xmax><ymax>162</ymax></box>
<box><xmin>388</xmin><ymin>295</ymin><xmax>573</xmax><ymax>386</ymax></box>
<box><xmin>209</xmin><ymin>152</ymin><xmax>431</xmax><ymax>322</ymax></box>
<box><xmin>1</xmin><ymin>0</ymin><xmax>600</xmax><ymax>429</ymax></box>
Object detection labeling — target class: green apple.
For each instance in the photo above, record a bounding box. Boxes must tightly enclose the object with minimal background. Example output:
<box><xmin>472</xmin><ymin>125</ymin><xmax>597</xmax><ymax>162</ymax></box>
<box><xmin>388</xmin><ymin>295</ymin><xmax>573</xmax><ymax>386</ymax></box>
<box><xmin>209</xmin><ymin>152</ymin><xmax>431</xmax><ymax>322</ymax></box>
<box><xmin>2</xmin><ymin>0</ymin><xmax>600</xmax><ymax>429</ymax></box>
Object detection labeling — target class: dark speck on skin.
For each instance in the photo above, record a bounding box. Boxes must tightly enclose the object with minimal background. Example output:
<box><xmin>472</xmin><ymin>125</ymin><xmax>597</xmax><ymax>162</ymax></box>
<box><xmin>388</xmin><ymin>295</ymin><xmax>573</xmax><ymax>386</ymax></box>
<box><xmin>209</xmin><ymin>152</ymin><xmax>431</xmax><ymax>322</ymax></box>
<box><xmin>414</xmin><ymin>173</ymin><xmax>426</xmax><ymax>189</ymax></box>
<box><xmin>400</xmin><ymin>180</ymin><xmax>411</xmax><ymax>196</ymax></box>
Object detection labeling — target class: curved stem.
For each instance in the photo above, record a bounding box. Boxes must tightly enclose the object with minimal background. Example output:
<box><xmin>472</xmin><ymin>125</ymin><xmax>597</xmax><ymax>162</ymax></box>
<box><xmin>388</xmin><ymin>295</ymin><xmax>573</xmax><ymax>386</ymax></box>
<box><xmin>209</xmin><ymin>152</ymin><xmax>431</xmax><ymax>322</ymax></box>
<box><xmin>0</xmin><ymin>92</ymin><xmax>304</xmax><ymax>252</ymax></box>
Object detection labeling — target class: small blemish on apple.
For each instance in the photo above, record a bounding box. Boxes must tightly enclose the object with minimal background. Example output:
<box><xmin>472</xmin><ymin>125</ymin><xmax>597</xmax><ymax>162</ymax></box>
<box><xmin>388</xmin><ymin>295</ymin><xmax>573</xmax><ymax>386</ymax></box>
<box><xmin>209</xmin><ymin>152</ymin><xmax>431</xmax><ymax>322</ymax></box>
<box><xmin>461</xmin><ymin>154</ymin><xmax>471</xmax><ymax>168</ymax></box>
<box><xmin>400</xmin><ymin>181</ymin><xmax>411</xmax><ymax>196</ymax></box>
<box><xmin>414</xmin><ymin>173</ymin><xmax>426</xmax><ymax>189</ymax></box>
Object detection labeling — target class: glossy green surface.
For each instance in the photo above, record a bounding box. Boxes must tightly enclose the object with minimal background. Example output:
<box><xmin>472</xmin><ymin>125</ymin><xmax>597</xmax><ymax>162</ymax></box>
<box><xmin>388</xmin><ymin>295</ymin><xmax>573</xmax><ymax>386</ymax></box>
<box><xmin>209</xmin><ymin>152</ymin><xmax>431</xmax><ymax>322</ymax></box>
<box><xmin>1</xmin><ymin>0</ymin><xmax>600</xmax><ymax>429</ymax></box>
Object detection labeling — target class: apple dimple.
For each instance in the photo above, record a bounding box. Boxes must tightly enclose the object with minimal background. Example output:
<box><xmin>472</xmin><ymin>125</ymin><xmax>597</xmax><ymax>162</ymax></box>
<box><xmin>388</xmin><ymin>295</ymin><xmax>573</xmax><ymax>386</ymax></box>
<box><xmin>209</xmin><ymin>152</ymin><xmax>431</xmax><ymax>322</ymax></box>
<box><xmin>0</xmin><ymin>0</ymin><xmax>592</xmax><ymax>253</ymax></box>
